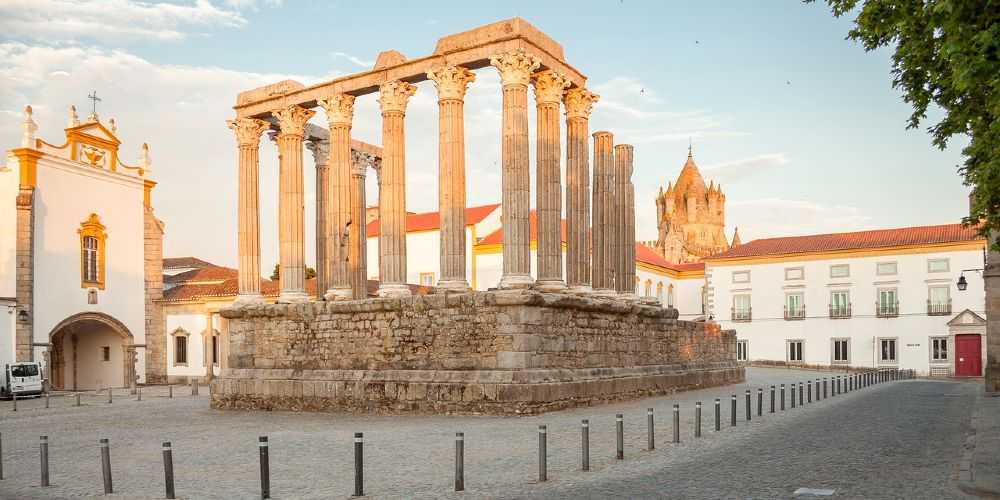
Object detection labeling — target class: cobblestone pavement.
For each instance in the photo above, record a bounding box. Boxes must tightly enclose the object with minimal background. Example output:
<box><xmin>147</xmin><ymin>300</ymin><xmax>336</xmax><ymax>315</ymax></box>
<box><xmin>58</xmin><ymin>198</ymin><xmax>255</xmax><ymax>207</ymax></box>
<box><xmin>0</xmin><ymin>368</ymin><xmax>975</xmax><ymax>499</ymax></box>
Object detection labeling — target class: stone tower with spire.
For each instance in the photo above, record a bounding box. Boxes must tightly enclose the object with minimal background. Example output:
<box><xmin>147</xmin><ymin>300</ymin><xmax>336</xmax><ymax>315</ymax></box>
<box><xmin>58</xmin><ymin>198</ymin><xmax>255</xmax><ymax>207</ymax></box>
<box><xmin>652</xmin><ymin>147</ymin><xmax>730</xmax><ymax>263</ymax></box>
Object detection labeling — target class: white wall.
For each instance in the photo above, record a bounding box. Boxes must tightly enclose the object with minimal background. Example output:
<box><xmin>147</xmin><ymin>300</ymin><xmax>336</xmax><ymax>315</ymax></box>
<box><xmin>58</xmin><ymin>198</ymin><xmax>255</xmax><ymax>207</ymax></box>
<box><xmin>0</xmin><ymin>153</ymin><xmax>17</xmax><ymax>300</ymax></box>
<box><xmin>708</xmin><ymin>247</ymin><xmax>986</xmax><ymax>374</ymax></box>
<box><xmin>0</xmin><ymin>300</ymin><xmax>14</xmax><ymax>370</ymax></box>
<box><xmin>165</xmin><ymin>311</ymin><xmax>219</xmax><ymax>379</ymax></box>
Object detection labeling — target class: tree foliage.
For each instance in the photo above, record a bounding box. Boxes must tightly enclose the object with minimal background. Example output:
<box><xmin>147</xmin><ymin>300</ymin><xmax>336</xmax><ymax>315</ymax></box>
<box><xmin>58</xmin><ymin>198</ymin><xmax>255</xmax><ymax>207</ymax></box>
<box><xmin>818</xmin><ymin>0</ymin><xmax>1000</xmax><ymax>244</ymax></box>
<box><xmin>270</xmin><ymin>263</ymin><xmax>316</xmax><ymax>280</ymax></box>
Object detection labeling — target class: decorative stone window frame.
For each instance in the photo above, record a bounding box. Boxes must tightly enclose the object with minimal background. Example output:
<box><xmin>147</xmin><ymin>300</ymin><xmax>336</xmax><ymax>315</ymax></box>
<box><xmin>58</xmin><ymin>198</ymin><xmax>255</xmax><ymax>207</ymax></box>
<box><xmin>170</xmin><ymin>327</ymin><xmax>190</xmax><ymax>367</ymax></box>
<box><xmin>929</xmin><ymin>336</ymin><xmax>949</xmax><ymax>363</ymax></box>
<box><xmin>830</xmin><ymin>264</ymin><xmax>850</xmax><ymax>279</ymax></box>
<box><xmin>877</xmin><ymin>336</ymin><xmax>899</xmax><ymax>365</ymax></box>
<box><xmin>736</xmin><ymin>339</ymin><xmax>749</xmax><ymax>362</ymax></box>
<box><xmin>786</xmin><ymin>339</ymin><xmax>805</xmax><ymax>364</ymax></box>
<box><xmin>830</xmin><ymin>337</ymin><xmax>850</xmax><ymax>364</ymax></box>
<box><xmin>927</xmin><ymin>258</ymin><xmax>950</xmax><ymax>273</ymax></box>
<box><xmin>784</xmin><ymin>266</ymin><xmax>804</xmax><ymax>281</ymax></box>
<box><xmin>78</xmin><ymin>213</ymin><xmax>107</xmax><ymax>289</ymax></box>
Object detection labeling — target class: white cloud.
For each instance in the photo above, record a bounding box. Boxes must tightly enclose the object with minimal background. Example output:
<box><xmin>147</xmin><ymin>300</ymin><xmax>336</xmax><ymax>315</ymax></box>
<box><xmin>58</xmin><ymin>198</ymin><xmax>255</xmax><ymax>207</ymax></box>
<box><xmin>0</xmin><ymin>0</ymin><xmax>248</xmax><ymax>42</ymax></box>
<box><xmin>727</xmin><ymin>198</ymin><xmax>874</xmax><ymax>242</ymax></box>
<box><xmin>225</xmin><ymin>0</ymin><xmax>283</xmax><ymax>9</ymax></box>
<box><xmin>701</xmin><ymin>153</ymin><xmax>788</xmax><ymax>183</ymax></box>
<box><xmin>331</xmin><ymin>52</ymin><xmax>375</xmax><ymax>68</ymax></box>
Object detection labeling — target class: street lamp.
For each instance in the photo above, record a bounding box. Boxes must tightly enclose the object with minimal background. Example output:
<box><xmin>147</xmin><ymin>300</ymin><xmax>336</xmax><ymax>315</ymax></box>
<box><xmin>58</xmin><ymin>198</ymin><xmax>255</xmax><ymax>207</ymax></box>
<box><xmin>957</xmin><ymin>268</ymin><xmax>983</xmax><ymax>292</ymax></box>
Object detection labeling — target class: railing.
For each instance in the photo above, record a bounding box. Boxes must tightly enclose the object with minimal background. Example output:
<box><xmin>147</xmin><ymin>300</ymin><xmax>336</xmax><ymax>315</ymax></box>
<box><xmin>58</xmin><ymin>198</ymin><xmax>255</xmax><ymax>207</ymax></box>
<box><xmin>783</xmin><ymin>305</ymin><xmax>806</xmax><ymax>321</ymax></box>
<box><xmin>927</xmin><ymin>299</ymin><xmax>952</xmax><ymax>316</ymax></box>
<box><xmin>876</xmin><ymin>301</ymin><xmax>899</xmax><ymax>318</ymax></box>
<box><xmin>829</xmin><ymin>303</ymin><xmax>852</xmax><ymax>319</ymax></box>
<box><xmin>731</xmin><ymin>307</ymin><xmax>752</xmax><ymax>322</ymax></box>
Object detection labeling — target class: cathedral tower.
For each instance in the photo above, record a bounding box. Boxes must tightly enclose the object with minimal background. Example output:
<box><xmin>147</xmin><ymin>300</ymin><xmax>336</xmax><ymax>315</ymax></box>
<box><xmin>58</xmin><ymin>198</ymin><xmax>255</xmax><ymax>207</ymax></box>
<box><xmin>653</xmin><ymin>147</ymin><xmax>729</xmax><ymax>263</ymax></box>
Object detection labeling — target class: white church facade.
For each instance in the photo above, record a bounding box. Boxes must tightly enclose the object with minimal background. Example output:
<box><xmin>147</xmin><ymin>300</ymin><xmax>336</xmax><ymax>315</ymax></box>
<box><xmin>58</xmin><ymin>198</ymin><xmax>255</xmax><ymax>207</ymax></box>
<box><xmin>0</xmin><ymin>105</ymin><xmax>165</xmax><ymax>390</ymax></box>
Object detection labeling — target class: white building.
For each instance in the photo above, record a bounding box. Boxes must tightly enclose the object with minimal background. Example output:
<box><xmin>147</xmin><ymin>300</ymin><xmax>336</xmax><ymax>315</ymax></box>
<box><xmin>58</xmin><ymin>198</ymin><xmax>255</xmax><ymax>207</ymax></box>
<box><xmin>1</xmin><ymin>105</ymin><xmax>165</xmax><ymax>389</ymax></box>
<box><xmin>704</xmin><ymin>223</ymin><xmax>987</xmax><ymax>376</ymax></box>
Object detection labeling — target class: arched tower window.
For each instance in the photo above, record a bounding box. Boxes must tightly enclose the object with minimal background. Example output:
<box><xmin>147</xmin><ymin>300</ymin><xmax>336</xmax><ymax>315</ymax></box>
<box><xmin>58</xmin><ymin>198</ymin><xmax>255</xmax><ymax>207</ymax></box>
<box><xmin>78</xmin><ymin>213</ymin><xmax>107</xmax><ymax>289</ymax></box>
<box><xmin>668</xmin><ymin>284</ymin><xmax>675</xmax><ymax>307</ymax></box>
<box><xmin>656</xmin><ymin>282</ymin><xmax>664</xmax><ymax>303</ymax></box>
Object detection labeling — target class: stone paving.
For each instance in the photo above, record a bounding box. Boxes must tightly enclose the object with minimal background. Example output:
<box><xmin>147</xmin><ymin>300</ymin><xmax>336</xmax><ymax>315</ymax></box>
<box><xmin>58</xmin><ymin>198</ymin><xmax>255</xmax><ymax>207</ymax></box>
<box><xmin>0</xmin><ymin>368</ymin><xmax>975</xmax><ymax>499</ymax></box>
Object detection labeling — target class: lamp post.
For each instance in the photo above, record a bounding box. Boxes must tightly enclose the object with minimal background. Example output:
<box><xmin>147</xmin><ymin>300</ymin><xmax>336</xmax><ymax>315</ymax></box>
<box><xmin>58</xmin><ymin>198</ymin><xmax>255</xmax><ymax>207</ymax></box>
<box><xmin>957</xmin><ymin>268</ymin><xmax>983</xmax><ymax>291</ymax></box>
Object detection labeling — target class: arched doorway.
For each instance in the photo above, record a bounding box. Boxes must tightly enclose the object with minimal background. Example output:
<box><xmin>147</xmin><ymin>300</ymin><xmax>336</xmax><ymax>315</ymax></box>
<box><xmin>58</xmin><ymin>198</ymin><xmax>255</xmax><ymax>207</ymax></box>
<box><xmin>48</xmin><ymin>312</ymin><xmax>135</xmax><ymax>391</ymax></box>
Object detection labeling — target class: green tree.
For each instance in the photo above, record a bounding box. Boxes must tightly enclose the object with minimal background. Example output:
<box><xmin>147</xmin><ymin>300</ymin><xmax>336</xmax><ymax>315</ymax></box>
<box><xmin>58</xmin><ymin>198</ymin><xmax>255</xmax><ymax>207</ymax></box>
<box><xmin>270</xmin><ymin>264</ymin><xmax>317</xmax><ymax>280</ymax></box>
<box><xmin>817</xmin><ymin>0</ymin><xmax>1000</xmax><ymax>244</ymax></box>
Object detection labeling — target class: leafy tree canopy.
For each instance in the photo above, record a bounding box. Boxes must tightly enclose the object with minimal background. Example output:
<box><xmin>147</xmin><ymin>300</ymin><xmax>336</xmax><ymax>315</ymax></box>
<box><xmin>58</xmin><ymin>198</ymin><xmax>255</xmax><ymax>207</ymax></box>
<box><xmin>270</xmin><ymin>264</ymin><xmax>316</xmax><ymax>280</ymax></box>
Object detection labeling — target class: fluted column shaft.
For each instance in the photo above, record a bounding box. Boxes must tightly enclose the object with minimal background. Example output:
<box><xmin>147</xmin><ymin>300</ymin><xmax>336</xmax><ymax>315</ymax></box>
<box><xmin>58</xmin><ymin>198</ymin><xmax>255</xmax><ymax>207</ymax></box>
<box><xmin>616</xmin><ymin>144</ymin><xmax>637</xmax><ymax>299</ymax></box>
<box><xmin>318</xmin><ymin>95</ymin><xmax>356</xmax><ymax>301</ymax></box>
<box><xmin>349</xmin><ymin>152</ymin><xmax>370</xmax><ymax>299</ymax></box>
<box><xmin>306</xmin><ymin>138</ymin><xmax>330</xmax><ymax>298</ymax></box>
<box><xmin>273</xmin><ymin>105</ymin><xmax>315</xmax><ymax>303</ymax></box>
<box><xmin>491</xmin><ymin>50</ymin><xmax>540</xmax><ymax>289</ymax></box>
<box><xmin>563</xmin><ymin>89</ymin><xmax>598</xmax><ymax>293</ymax></box>
<box><xmin>591</xmin><ymin>131</ymin><xmax>615</xmax><ymax>294</ymax></box>
<box><xmin>377</xmin><ymin>81</ymin><xmax>417</xmax><ymax>297</ymax></box>
<box><xmin>532</xmin><ymin>71</ymin><xmax>571</xmax><ymax>292</ymax></box>
<box><xmin>428</xmin><ymin>66</ymin><xmax>476</xmax><ymax>292</ymax></box>
<box><xmin>228</xmin><ymin>118</ymin><xmax>269</xmax><ymax>304</ymax></box>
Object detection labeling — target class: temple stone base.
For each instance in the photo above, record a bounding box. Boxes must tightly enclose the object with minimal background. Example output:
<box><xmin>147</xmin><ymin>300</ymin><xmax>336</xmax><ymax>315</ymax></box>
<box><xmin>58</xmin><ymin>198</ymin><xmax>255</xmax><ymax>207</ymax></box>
<box><xmin>211</xmin><ymin>290</ymin><xmax>743</xmax><ymax>415</ymax></box>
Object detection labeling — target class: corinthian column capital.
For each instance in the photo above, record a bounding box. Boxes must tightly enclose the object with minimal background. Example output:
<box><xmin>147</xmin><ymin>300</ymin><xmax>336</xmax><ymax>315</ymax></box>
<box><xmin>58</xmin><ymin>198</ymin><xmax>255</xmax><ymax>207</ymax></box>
<box><xmin>531</xmin><ymin>70</ymin><xmax>571</xmax><ymax>105</ymax></box>
<box><xmin>317</xmin><ymin>94</ymin><xmax>356</xmax><ymax>127</ymax></box>
<box><xmin>426</xmin><ymin>65</ymin><xmax>476</xmax><ymax>101</ymax></box>
<box><xmin>305</xmin><ymin>137</ymin><xmax>330</xmax><ymax>166</ymax></box>
<box><xmin>227</xmin><ymin>117</ymin><xmax>269</xmax><ymax>147</ymax></box>
<box><xmin>351</xmin><ymin>151</ymin><xmax>372</xmax><ymax>176</ymax></box>
<box><xmin>377</xmin><ymin>80</ymin><xmax>417</xmax><ymax>114</ymax></box>
<box><xmin>273</xmin><ymin>105</ymin><xmax>315</xmax><ymax>137</ymax></box>
<box><xmin>490</xmin><ymin>49</ymin><xmax>541</xmax><ymax>87</ymax></box>
<box><xmin>564</xmin><ymin>88</ymin><xmax>600</xmax><ymax>120</ymax></box>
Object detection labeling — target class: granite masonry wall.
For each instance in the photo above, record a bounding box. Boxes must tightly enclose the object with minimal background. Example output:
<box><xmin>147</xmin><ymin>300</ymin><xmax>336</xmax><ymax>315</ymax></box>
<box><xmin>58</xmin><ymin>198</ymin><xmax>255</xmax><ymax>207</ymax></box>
<box><xmin>211</xmin><ymin>290</ymin><xmax>743</xmax><ymax>415</ymax></box>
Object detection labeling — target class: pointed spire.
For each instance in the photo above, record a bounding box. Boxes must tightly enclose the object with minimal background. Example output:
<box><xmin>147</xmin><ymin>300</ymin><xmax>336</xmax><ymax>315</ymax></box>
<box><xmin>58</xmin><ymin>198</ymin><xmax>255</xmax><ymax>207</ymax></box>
<box><xmin>731</xmin><ymin>227</ymin><xmax>741</xmax><ymax>247</ymax></box>
<box><xmin>688</xmin><ymin>137</ymin><xmax>693</xmax><ymax>158</ymax></box>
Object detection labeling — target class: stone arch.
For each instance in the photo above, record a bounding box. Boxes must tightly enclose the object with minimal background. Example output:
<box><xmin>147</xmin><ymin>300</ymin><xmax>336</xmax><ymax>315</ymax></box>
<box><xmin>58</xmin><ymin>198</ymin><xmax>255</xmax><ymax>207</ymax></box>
<box><xmin>48</xmin><ymin>312</ymin><xmax>135</xmax><ymax>391</ymax></box>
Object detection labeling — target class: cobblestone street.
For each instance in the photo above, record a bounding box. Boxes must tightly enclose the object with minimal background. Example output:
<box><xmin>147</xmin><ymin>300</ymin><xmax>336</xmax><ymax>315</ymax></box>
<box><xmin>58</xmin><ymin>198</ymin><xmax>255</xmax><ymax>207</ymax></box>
<box><xmin>0</xmin><ymin>368</ymin><xmax>981</xmax><ymax>499</ymax></box>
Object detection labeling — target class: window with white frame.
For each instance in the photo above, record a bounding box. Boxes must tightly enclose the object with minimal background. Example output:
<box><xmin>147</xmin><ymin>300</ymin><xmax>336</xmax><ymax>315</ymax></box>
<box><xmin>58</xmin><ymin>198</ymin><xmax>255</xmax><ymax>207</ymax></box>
<box><xmin>930</xmin><ymin>337</ymin><xmax>948</xmax><ymax>362</ymax></box>
<box><xmin>732</xmin><ymin>294</ymin><xmax>751</xmax><ymax>321</ymax></box>
<box><xmin>879</xmin><ymin>338</ymin><xmax>898</xmax><ymax>363</ymax></box>
<box><xmin>830</xmin><ymin>290</ymin><xmax>850</xmax><ymax>317</ymax></box>
<box><xmin>785</xmin><ymin>267</ymin><xmax>804</xmax><ymax>280</ymax></box>
<box><xmin>831</xmin><ymin>338</ymin><xmax>850</xmax><ymax>364</ymax></box>
<box><xmin>878</xmin><ymin>288</ymin><xmax>898</xmax><ymax>316</ymax></box>
<box><xmin>785</xmin><ymin>292</ymin><xmax>805</xmax><ymax>319</ymax></box>
<box><xmin>83</xmin><ymin>236</ymin><xmax>99</xmax><ymax>283</ymax></box>
<box><xmin>928</xmin><ymin>285</ymin><xmax>951</xmax><ymax>314</ymax></box>
<box><xmin>830</xmin><ymin>264</ymin><xmax>850</xmax><ymax>278</ymax></box>
<box><xmin>175</xmin><ymin>335</ymin><xmax>188</xmax><ymax>365</ymax></box>
<box><xmin>732</xmin><ymin>270</ymin><xmax>750</xmax><ymax>283</ymax></box>
<box><xmin>877</xmin><ymin>261</ymin><xmax>898</xmax><ymax>276</ymax></box>
<box><xmin>787</xmin><ymin>340</ymin><xmax>804</xmax><ymax>363</ymax></box>
<box><xmin>927</xmin><ymin>258</ymin><xmax>950</xmax><ymax>273</ymax></box>
<box><xmin>737</xmin><ymin>340</ymin><xmax>748</xmax><ymax>362</ymax></box>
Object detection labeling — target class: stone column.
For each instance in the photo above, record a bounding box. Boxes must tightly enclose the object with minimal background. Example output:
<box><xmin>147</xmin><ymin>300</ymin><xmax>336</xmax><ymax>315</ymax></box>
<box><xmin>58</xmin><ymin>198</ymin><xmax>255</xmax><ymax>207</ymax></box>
<box><xmin>427</xmin><ymin>65</ymin><xmax>476</xmax><ymax>292</ymax></box>
<box><xmin>305</xmin><ymin>137</ymin><xmax>330</xmax><ymax>298</ymax></box>
<box><xmin>273</xmin><ymin>105</ymin><xmax>315</xmax><ymax>303</ymax></box>
<box><xmin>615</xmin><ymin>144</ymin><xmax>638</xmax><ymax>300</ymax></box>
<box><xmin>203</xmin><ymin>311</ymin><xmax>214</xmax><ymax>382</ymax></box>
<box><xmin>531</xmin><ymin>70</ymin><xmax>571</xmax><ymax>292</ymax></box>
<box><xmin>376</xmin><ymin>81</ymin><xmax>417</xmax><ymax>297</ymax></box>
<box><xmin>591</xmin><ymin>131</ymin><xmax>615</xmax><ymax>295</ymax></box>
<box><xmin>349</xmin><ymin>151</ymin><xmax>371</xmax><ymax>300</ymax></box>
<box><xmin>227</xmin><ymin>118</ymin><xmax>269</xmax><ymax>305</ymax></box>
<box><xmin>317</xmin><ymin>95</ymin><xmax>356</xmax><ymax>301</ymax></box>
<box><xmin>564</xmin><ymin>88</ymin><xmax>599</xmax><ymax>294</ymax></box>
<box><xmin>491</xmin><ymin>50</ymin><xmax>541</xmax><ymax>289</ymax></box>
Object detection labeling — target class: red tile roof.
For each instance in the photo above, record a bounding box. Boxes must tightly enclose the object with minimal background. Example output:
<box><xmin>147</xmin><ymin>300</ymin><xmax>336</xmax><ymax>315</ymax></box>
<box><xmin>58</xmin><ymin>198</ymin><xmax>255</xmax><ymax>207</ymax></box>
<box><xmin>635</xmin><ymin>243</ymin><xmax>705</xmax><ymax>273</ymax></box>
<box><xmin>477</xmin><ymin>211</ymin><xmax>567</xmax><ymax>245</ymax></box>
<box><xmin>366</xmin><ymin>204</ymin><xmax>501</xmax><ymax>237</ymax></box>
<box><xmin>163</xmin><ymin>257</ymin><xmax>216</xmax><ymax>270</ymax></box>
<box><xmin>707</xmin><ymin>223</ymin><xmax>983</xmax><ymax>260</ymax></box>
<box><xmin>164</xmin><ymin>266</ymin><xmax>238</xmax><ymax>284</ymax></box>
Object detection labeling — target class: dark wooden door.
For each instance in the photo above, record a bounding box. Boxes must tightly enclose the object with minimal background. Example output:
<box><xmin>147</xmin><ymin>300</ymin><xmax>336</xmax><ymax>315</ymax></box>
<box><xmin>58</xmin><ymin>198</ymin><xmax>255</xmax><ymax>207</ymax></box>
<box><xmin>954</xmin><ymin>334</ymin><xmax>982</xmax><ymax>377</ymax></box>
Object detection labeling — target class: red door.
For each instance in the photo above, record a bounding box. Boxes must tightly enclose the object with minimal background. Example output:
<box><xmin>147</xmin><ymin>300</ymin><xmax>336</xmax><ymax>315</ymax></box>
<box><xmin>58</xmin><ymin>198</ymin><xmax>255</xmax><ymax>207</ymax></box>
<box><xmin>955</xmin><ymin>334</ymin><xmax>982</xmax><ymax>377</ymax></box>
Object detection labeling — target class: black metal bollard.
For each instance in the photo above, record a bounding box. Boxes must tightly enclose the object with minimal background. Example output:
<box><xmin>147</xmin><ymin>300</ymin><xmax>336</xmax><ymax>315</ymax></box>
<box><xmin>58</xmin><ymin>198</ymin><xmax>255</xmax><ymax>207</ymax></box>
<box><xmin>672</xmin><ymin>404</ymin><xmax>680</xmax><ymax>444</ymax></box>
<box><xmin>45</xmin><ymin>392</ymin><xmax>50</xmax><ymax>409</ymax></box>
<box><xmin>138</xmin><ymin>386</ymin><xmax>142</xmax><ymax>401</ymax></box>
<box><xmin>757</xmin><ymin>388</ymin><xmax>763</xmax><ymax>417</ymax></box>
<box><xmin>259</xmin><ymin>436</ymin><xmax>270</xmax><ymax>499</ymax></box>
<box><xmin>100</xmin><ymin>438</ymin><xmax>113</xmax><ymax>494</ymax></box>
<box><xmin>816</xmin><ymin>379</ymin><xmax>821</xmax><ymax>399</ymax></box>
<box><xmin>838</xmin><ymin>376</ymin><xmax>842</xmax><ymax>394</ymax></box>
<box><xmin>75</xmin><ymin>393</ymin><xmax>81</xmax><ymax>407</ymax></box>
<box><xmin>808</xmin><ymin>380</ymin><xmax>812</xmax><ymax>403</ymax></box>
<box><xmin>353</xmin><ymin>433</ymin><xmax>363</xmax><ymax>497</ymax></box>
<box><xmin>745</xmin><ymin>390</ymin><xmax>751</xmax><ymax>421</ymax></box>
<box><xmin>695</xmin><ymin>402</ymin><xmax>702</xmax><ymax>437</ymax></box>
<box><xmin>191</xmin><ymin>379</ymin><xmax>198</xmax><ymax>396</ymax></box>
<box><xmin>780</xmin><ymin>384</ymin><xmax>786</xmax><ymax>411</ymax></box>
<box><xmin>169</xmin><ymin>385</ymin><xmax>173</xmax><ymax>399</ymax></box>
<box><xmin>0</xmin><ymin>431</ymin><xmax>4</xmax><ymax>480</ymax></box>
<box><xmin>40</xmin><ymin>435</ymin><xmax>49</xmax><ymax>487</ymax></box>
<box><xmin>162</xmin><ymin>442</ymin><xmax>175</xmax><ymax>499</ymax></box>
<box><xmin>538</xmin><ymin>425</ymin><xmax>547</xmax><ymax>482</ymax></box>
<box><xmin>799</xmin><ymin>382</ymin><xmax>804</xmax><ymax>406</ymax></box>
<box><xmin>770</xmin><ymin>386</ymin><xmax>775</xmax><ymax>413</ymax></box>
<box><xmin>791</xmin><ymin>383</ymin><xmax>796</xmax><ymax>409</ymax></box>
<box><xmin>648</xmin><ymin>408</ymin><xmax>656</xmax><ymax>450</ymax></box>
<box><xmin>616</xmin><ymin>414</ymin><xmax>624</xmax><ymax>460</ymax></box>
<box><xmin>715</xmin><ymin>398</ymin><xmax>721</xmax><ymax>431</ymax></box>
<box><xmin>730</xmin><ymin>394</ymin><xmax>737</xmax><ymax>427</ymax></box>
<box><xmin>11</xmin><ymin>395</ymin><xmax>15</xmax><ymax>412</ymax></box>
<box><xmin>823</xmin><ymin>378</ymin><xmax>828</xmax><ymax>398</ymax></box>
<box><xmin>581</xmin><ymin>420</ymin><xmax>590</xmax><ymax>471</ymax></box>
<box><xmin>108</xmin><ymin>387</ymin><xmax>112</xmax><ymax>404</ymax></box>
<box><xmin>455</xmin><ymin>432</ymin><xmax>464</xmax><ymax>492</ymax></box>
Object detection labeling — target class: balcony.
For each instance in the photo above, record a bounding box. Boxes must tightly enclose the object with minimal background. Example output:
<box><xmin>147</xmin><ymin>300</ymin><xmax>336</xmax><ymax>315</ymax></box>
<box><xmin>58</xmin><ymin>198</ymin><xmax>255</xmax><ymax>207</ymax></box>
<box><xmin>731</xmin><ymin>307</ymin><xmax>752</xmax><ymax>322</ymax></box>
<box><xmin>783</xmin><ymin>305</ymin><xmax>806</xmax><ymax>321</ymax></box>
<box><xmin>876</xmin><ymin>301</ymin><xmax>899</xmax><ymax>318</ymax></box>
<box><xmin>927</xmin><ymin>299</ymin><xmax>952</xmax><ymax>316</ymax></box>
<box><xmin>829</xmin><ymin>303</ymin><xmax>852</xmax><ymax>319</ymax></box>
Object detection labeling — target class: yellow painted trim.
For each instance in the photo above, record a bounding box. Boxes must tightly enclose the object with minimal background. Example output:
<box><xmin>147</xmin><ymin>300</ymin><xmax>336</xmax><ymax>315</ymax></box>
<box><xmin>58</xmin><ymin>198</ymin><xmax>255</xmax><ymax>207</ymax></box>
<box><xmin>469</xmin><ymin>225</ymin><xmax>478</xmax><ymax>290</ymax></box>
<box><xmin>78</xmin><ymin>213</ymin><xmax>107</xmax><ymax>290</ymax></box>
<box><xmin>703</xmin><ymin>240</ymin><xmax>986</xmax><ymax>267</ymax></box>
<box><xmin>143</xmin><ymin>179</ymin><xmax>156</xmax><ymax>209</ymax></box>
<box><xmin>12</xmin><ymin>148</ymin><xmax>42</xmax><ymax>188</ymax></box>
<box><xmin>636</xmin><ymin>260</ymin><xmax>705</xmax><ymax>279</ymax></box>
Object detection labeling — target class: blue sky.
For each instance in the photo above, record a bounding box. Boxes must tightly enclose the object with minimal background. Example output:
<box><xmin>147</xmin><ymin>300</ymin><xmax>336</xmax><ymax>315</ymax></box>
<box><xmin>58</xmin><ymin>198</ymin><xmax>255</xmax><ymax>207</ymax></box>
<box><xmin>0</xmin><ymin>1</ymin><xmax>970</xmax><ymax>268</ymax></box>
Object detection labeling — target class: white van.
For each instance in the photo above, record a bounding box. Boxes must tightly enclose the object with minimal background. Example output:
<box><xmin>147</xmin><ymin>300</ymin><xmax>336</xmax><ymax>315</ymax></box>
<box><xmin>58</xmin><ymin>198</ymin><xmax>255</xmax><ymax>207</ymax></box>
<box><xmin>1</xmin><ymin>362</ymin><xmax>44</xmax><ymax>398</ymax></box>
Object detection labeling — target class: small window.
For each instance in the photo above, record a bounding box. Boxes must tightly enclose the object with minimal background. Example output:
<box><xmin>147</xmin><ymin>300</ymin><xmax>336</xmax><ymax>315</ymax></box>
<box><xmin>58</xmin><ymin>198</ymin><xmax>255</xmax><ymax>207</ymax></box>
<box><xmin>927</xmin><ymin>258</ymin><xmax>949</xmax><ymax>273</ymax></box>
<box><xmin>83</xmin><ymin>236</ymin><xmax>99</xmax><ymax>282</ymax></box>
<box><xmin>732</xmin><ymin>270</ymin><xmax>750</xmax><ymax>283</ymax></box>
<box><xmin>101</xmin><ymin>346</ymin><xmax>110</xmax><ymax>362</ymax></box>
<box><xmin>175</xmin><ymin>336</ymin><xmax>188</xmax><ymax>365</ymax></box>
<box><xmin>876</xmin><ymin>262</ymin><xmax>898</xmax><ymax>276</ymax></box>
<box><xmin>830</xmin><ymin>264</ymin><xmax>850</xmax><ymax>278</ymax></box>
<box><xmin>787</xmin><ymin>340</ymin><xmax>804</xmax><ymax>363</ymax></box>
<box><xmin>78</xmin><ymin>213</ymin><xmax>107</xmax><ymax>289</ymax></box>
<box><xmin>784</xmin><ymin>267</ymin><xmax>804</xmax><ymax>280</ymax></box>
<box><xmin>736</xmin><ymin>340</ymin><xmax>748</xmax><ymax>362</ymax></box>
<box><xmin>930</xmin><ymin>337</ymin><xmax>948</xmax><ymax>362</ymax></box>
<box><xmin>732</xmin><ymin>294</ymin><xmax>751</xmax><ymax>321</ymax></box>
<box><xmin>832</xmin><ymin>338</ymin><xmax>850</xmax><ymax>364</ymax></box>
<box><xmin>419</xmin><ymin>272</ymin><xmax>434</xmax><ymax>286</ymax></box>
<box><xmin>830</xmin><ymin>290</ymin><xmax>850</xmax><ymax>318</ymax></box>
<box><xmin>879</xmin><ymin>338</ymin><xmax>897</xmax><ymax>363</ymax></box>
